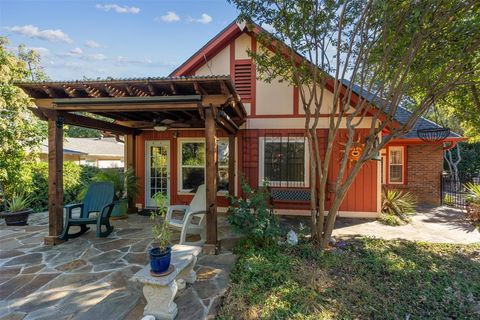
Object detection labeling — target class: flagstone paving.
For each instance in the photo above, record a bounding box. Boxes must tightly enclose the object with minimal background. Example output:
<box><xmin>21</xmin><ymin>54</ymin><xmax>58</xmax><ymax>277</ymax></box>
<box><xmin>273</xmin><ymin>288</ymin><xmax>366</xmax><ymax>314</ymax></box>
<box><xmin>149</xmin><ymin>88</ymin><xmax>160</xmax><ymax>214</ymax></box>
<box><xmin>0</xmin><ymin>212</ymin><xmax>241</xmax><ymax>320</ymax></box>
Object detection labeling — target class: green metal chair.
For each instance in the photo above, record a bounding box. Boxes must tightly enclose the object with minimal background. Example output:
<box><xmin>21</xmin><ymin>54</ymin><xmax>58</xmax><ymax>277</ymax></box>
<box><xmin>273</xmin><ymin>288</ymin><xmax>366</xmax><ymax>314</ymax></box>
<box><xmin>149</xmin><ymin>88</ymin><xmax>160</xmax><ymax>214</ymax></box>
<box><xmin>60</xmin><ymin>182</ymin><xmax>115</xmax><ymax>241</ymax></box>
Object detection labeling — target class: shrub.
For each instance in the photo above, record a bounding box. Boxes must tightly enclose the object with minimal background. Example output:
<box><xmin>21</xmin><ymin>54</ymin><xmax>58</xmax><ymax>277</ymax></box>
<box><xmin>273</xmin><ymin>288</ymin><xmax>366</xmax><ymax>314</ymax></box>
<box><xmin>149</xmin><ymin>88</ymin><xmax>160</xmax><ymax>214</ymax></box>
<box><xmin>443</xmin><ymin>193</ymin><xmax>455</xmax><ymax>206</ymax></box>
<box><xmin>465</xmin><ymin>183</ymin><xmax>480</xmax><ymax>223</ymax></box>
<box><xmin>381</xmin><ymin>188</ymin><xmax>417</xmax><ymax>225</ymax></box>
<box><xmin>26</xmin><ymin>161</ymin><xmax>101</xmax><ymax>212</ymax></box>
<box><xmin>227</xmin><ymin>181</ymin><xmax>280</xmax><ymax>245</ymax></box>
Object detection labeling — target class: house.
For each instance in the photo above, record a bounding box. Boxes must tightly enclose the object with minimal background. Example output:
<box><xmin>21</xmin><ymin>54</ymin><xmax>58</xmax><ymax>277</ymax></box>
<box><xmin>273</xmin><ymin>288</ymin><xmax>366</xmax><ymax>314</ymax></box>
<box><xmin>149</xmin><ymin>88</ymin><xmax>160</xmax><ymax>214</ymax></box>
<box><xmin>16</xmin><ymin>20</ymin><xmax>464</xmax><ymax>248</ymax></box>
<box><xmin>37</xmin><ymin>137</ymin><xmax>124</xmax><ymax>168</ymax></box>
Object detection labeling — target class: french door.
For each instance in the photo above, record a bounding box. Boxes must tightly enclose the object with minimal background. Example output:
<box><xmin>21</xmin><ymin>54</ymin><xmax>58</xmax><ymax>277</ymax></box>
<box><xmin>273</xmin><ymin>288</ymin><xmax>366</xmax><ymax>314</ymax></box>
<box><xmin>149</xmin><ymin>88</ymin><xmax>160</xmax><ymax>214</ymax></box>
<box><xmin>145</xmin><ymin>141</ymin><xmax>170</xmax><ymax>207</ymax></box>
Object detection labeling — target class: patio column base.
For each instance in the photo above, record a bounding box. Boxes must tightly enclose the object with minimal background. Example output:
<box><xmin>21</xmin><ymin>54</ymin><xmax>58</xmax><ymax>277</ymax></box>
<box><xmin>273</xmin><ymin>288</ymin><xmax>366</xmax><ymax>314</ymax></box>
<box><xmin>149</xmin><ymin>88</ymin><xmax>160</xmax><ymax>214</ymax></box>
<box><xmin>203</xmin><ymin>242</ymin><xmax>220</xmax><ymax>255</ymax></box>
<box><xmin>44</xmin><ymin>236</ymin><xmax>64</xmax><ymax>246</ymax></box>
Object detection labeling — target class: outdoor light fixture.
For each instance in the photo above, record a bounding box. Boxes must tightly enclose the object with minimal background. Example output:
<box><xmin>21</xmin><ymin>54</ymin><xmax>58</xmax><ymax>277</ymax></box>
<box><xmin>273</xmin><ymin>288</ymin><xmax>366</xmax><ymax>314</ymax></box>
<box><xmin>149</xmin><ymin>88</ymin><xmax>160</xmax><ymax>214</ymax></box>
<box><xmin>153</xmin><ymin>125</ymin><xmax>168</xmax><ymax>132</ymax></box>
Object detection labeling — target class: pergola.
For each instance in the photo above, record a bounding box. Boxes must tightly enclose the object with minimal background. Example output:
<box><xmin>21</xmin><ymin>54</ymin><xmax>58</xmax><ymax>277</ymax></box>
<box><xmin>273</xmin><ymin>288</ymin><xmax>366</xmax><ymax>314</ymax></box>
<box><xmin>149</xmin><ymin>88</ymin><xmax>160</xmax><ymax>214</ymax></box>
<box><xmin>16</xmin><ymin>76</ymin><xmax>247</xmax><ymax>254</ymax></box>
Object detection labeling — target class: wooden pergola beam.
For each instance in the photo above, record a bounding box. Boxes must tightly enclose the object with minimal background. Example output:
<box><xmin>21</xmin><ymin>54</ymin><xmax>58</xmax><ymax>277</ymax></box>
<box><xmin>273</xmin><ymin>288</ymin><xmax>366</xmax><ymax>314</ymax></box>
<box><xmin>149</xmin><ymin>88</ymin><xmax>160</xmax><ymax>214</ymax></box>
<box><xmin>35</xmin><ymin>108</ymin><xmax>137</xmax><ymax>135</ymax></box>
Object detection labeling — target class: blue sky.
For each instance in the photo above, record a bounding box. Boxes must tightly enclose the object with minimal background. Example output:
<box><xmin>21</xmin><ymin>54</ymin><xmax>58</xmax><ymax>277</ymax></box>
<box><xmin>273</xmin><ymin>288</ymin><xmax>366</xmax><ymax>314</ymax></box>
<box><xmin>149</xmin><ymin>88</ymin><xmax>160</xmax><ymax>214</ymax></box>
<box><xmin>0</xmin><ymin>0</ymin><xmax>239</xmax><ymax>80</ymax></box>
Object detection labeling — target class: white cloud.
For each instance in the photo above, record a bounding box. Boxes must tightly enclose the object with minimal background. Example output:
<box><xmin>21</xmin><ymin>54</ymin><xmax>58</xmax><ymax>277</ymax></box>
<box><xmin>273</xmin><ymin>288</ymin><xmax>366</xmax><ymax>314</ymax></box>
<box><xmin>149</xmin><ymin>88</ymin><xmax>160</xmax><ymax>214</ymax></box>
<box><xmin>197</xmin><ymin>13</ymin><xmax>212</xmax><ymax>24</ymax></box>
<box><xmin>157</xmin><ymin>11</ymin><xmax>180</xmax><ymax>23</ymax></box>
<box><xmin>116</xmin><ymin>56</ymin><xmax>152</xmax><ymax>65</ymax></box>
<box><xmin>26</xmin><ymin>47</ymin><xmax>50</xmax><ymax>57</ymax></box>
<box><xmin>91</xmin><ymin>53</ymin><xmax>107</xmax><ymax>60</ymax></box>
<box><xmin>70</xmin><ymin>47</ymin><xmax>83</xmax><ymax>55</ymax></box>
<box><xmin>85</xmin><ymin>40</ymin><xmax>102</xmax><ymax>48</ymax></box>
<box><xmin>95</xmin><ymin>4</ymin><xmax>140</xmax><ymax>14</ymax></box>
<box><xmin>5</xmin><ymin>25</ymin><xmax>73</xmax><ymax>43</ymax></box>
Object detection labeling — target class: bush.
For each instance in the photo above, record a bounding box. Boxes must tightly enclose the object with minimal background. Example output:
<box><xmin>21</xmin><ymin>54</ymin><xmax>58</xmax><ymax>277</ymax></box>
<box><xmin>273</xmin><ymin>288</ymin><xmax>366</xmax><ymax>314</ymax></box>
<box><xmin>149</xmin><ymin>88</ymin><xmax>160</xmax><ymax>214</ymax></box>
<box><xmin>26</xmin><ymin>161</ymin><xmax>101</xmax><ymax>212</ymax></box>
<box><xmin>381</xmin><ymin>188</ymin><xmax>417</xmax><ymax>225</ymax></box>
<box><xmin>227</xmin><ymin>181</ymin><xmax>280</xmax><ymax>245</ymax></box>
<box><xmin>465</xmin><ymin>183</ymin><xmax>480</xmax><ymax>223</ymax></box>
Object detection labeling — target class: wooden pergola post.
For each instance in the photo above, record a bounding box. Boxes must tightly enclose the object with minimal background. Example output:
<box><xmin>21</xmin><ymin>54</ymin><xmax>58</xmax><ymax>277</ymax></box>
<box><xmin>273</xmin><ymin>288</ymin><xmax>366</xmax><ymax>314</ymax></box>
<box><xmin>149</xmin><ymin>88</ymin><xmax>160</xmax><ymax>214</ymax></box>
<box><xmin>124</xmin><ymin>134</ymin><xmax>137</xmax><ymax>213</ymax></box>
<box><xmin>204</xmin><ymin>107</ymin><xmax>219</xmax><ymax>255</ymax></box>
<box><xmin>44</xmin><ymin>111</ymin><xmax>64</xmax><ymax>245</ymax></box>
<box><xmin>228</xmin><ymin>134</ymin><xmax>236</xmax><ymax>197</ymax></box>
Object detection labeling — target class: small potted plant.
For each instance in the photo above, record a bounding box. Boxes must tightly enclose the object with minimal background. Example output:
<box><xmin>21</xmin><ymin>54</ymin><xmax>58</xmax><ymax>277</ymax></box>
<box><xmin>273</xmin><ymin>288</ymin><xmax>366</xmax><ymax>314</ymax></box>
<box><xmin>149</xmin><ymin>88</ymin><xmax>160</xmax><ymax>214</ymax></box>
<box><xmin>0</xmin><ymin>193</ymin><xmax>33</xmax><ymax>226</ymax></box>
<box><xmin>149</xmin><ymin>192</ymin><xmax>172</xmax><ymax>276</ymax></box>
<box><xmin>87</xmin><ymin>167</ymin><xmax>138</xmax><ymax>219</ymax></box>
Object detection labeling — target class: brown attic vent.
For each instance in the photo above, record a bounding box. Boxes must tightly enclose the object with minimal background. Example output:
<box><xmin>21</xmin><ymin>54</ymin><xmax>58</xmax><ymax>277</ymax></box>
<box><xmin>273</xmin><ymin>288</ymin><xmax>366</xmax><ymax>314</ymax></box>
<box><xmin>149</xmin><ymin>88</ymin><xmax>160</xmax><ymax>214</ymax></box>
<box><xmin>234</xmin><ymin>61</ymin><xmax>253</xmax><ymax>101</ymax></box>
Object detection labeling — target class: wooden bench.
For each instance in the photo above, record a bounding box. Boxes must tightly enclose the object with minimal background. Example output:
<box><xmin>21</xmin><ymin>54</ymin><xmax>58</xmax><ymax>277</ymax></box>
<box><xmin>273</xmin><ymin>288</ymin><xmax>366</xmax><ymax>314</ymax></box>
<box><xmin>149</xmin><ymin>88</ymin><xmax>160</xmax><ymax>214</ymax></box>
<box><xmin>269</xmin><ymin>188</ymin><xmax>312</xmax><ymax>210</ymax></box>
<box><xmin>130</xmin><ymin>244</ymin><xmax>202</xmax><ymax>320</ymax></box>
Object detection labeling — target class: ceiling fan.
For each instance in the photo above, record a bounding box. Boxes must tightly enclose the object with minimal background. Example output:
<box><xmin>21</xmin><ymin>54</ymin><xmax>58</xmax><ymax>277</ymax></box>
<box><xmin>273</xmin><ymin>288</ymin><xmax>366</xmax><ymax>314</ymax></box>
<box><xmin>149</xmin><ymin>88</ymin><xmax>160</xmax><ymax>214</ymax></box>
<box><xmin>153</xmin><ymin>118</ymin><xmax>191</xmax><ymax>131</ymax></box>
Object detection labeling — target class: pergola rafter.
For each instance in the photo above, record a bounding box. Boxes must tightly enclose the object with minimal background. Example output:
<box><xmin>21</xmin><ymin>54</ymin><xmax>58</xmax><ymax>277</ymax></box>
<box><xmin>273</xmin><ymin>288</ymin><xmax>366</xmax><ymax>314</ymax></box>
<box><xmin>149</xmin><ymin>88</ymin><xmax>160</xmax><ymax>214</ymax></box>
<box><xmin>16</xmin><ymin>76</ymin><xmax>246</xmax><ymax>254</ymax></box>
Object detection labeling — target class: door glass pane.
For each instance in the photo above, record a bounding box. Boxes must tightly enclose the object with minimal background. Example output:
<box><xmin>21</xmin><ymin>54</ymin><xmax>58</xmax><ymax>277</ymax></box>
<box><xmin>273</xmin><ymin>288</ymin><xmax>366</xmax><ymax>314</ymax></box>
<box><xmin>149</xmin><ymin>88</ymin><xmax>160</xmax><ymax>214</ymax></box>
<box><xmin>150</xmin><ymin>144</ymin><xmax>168</xmax><ymax>201</ymax></box>
<box><xmin>218</xmin><ymin>141</ymin><xmax>229</xmax><ymax>166</ymax></box>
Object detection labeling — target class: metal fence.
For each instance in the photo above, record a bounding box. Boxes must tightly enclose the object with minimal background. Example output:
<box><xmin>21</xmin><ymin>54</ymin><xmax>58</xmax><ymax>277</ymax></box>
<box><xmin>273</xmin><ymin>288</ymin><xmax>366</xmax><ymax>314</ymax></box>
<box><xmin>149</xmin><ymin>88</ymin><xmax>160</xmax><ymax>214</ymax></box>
<box><xmin>441</xmin><ymin>173</ymin><xmax>478</xmax><ymax>208</ymax></box>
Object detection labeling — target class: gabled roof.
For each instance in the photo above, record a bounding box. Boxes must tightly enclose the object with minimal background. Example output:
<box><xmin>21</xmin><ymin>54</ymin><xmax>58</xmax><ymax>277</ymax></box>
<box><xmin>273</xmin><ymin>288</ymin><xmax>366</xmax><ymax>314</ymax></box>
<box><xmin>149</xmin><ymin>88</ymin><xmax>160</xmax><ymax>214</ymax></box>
<box><xmin>171</xmin><ymin>18</ymin><xmax>462</xmax><ymax>141</ymax></box>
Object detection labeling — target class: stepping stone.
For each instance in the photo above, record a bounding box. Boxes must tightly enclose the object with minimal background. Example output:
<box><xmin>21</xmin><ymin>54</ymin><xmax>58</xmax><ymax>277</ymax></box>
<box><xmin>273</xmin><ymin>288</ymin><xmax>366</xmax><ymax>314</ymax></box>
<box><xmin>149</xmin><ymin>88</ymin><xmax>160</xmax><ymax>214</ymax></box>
<box><xmin>0</xmin><ymin>312</ymin><xmax>27</xmax><ymax>320</ymax></box>
<box><xmin>22</xmin><ymin>264</ymin><xmax>46</xmax><ymax>274</ymax></box>
<box><xmin>40</xmin><ymin>272</ymin><xmax>110</xmax><ymax>292</ymax></box>
<box><xmin>0</xmin><ymin>250</ymin><xmax>24</xmax><ymax>259</ymax></box>
<box><xmin>93</xmin><ymin>261</ymin><xmax>128</xmax><ymax>272</ymax></box>
<box><xmin>0</xmin><ymin>267</ymin><xmax>21</xmax><ymax>285</ymax></box>
<box><xmin>55</xmin><ymin>259</ymin><xmax>87</xmax><ymax>272</ymax></box>
<box><xmin>74</xmin><ymin>290</ymin><xmax>139</xmax><ymax>320</ymax></box>
<box><xmin>196</xmin><ymin>267</ymin><xmax>222</xmax><ymax>281</ymax></box>
<box><xmin>8</xmin><ymin>273</ymin><xmax>59</xmax><ymax>300</ymax></box>
<box><xmin>94</xmin><ymin>239</ymin><xmax>136</xmax><ymax>252</ymax></box>
<box><xmin>175</xmin><ymin>287</ymin><xmax>205</xmax><ymax>320</ymax></box>
<box><xmin>123</xmin><ymin>252</ymin><xmax>148</xmax><ymax>265</ymax></box>
<box><xmin>192</xmin><ymin>279</ymin><xmax>220</xmax><ymax>300</ymax></box>
<box><xmin>3</xmin><ymin>253</ymin><xmax>43</xmax><ymax>267</ymax></box>
<box><xmin>0</xmin><ymin>274</ymin><xmax>36</xmax><ymax>300</ymax></box>
<box><xmin>88</xmin><ymin>250</ymin><xmax>125</xmax><ymax>265</ymax></box>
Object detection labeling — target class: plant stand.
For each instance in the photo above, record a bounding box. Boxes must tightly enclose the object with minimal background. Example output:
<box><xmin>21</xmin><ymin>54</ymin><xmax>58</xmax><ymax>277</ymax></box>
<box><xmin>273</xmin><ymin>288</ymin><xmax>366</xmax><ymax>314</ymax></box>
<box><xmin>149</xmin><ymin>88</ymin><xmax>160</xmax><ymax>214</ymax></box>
<box><xmin>130</xmin><ymin>245</ymin><xmax>202</xmax><ymax>320</ymax></box>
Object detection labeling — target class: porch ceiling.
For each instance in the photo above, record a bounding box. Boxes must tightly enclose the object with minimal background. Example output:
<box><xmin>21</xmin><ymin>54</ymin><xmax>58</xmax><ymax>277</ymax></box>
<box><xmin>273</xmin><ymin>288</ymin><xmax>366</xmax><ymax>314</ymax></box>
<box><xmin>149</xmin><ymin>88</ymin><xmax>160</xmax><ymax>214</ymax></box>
<box><xmin>16</xmin><ymin>75</ymin><xmax>247</xmax><ymax>134</ymax></box>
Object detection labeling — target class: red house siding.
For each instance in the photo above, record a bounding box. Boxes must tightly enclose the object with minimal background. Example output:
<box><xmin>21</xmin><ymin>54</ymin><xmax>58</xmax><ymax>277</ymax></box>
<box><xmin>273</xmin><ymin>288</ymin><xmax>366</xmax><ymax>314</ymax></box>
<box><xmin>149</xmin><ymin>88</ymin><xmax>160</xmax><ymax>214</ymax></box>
<box><xmin>135</xmin><ymin>127</ymin><xmax>379</xmax><ymax>215</ymax></box>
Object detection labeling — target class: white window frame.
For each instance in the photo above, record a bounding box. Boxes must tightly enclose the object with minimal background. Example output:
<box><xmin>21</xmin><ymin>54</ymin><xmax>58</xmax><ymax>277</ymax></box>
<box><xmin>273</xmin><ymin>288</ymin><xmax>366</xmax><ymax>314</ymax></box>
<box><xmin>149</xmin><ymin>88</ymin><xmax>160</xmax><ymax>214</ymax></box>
<box><xmin>177</xmin><ymin>137</ymin><xmax>229</xmax><ymax>194</ymax></box>
<box><xmin>381</xmin><ymin>150</ymin><xmax>387</xmax><ymax>184</ymax></box>
<box><xmin>388</xmin><ymin>146</ymin><xmax>405</xmax><ymax>184</ymax></box>
<box><xmin>259</xmin><ymin>137</ymin><xmax>309</xmax><ymax>187</ymax></box>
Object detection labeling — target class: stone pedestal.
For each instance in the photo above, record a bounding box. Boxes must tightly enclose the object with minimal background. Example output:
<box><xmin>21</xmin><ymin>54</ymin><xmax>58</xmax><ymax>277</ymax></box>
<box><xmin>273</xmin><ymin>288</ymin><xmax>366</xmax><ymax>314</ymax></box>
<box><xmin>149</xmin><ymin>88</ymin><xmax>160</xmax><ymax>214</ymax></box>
<box><xmin>130</xmin><ymin>245</ymin><xmax>202</xmax><ymax>320</ymax></box>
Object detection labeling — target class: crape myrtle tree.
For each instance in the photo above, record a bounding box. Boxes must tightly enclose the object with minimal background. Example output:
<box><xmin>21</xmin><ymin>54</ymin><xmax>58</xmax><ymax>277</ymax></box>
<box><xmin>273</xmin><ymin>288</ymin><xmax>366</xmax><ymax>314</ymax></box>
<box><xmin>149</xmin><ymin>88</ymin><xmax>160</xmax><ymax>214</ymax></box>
<box><xmin>0</xmin><ymin>37</ymin><xmax>46</xmax><ymax>204</ymax></box>
<box><xmin>230</xmin><ymin>0</ymin><xmax>480</xmax><ymax>247</ymax></box>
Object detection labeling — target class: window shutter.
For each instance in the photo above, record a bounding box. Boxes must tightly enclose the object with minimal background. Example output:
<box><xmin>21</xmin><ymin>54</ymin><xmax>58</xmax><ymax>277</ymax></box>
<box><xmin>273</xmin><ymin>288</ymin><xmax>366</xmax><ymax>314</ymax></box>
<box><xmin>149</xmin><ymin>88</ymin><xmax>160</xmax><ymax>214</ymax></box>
<box><xmin>234</xmin><ymin>61</ymin><xmax>253</xmax><ymax>101</ymax></box>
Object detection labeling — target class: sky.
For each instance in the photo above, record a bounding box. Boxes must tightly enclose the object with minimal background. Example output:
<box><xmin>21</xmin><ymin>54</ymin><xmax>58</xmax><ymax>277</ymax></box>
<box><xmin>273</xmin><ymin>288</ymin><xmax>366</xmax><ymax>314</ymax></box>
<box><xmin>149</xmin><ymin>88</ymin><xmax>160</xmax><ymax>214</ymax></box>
<box><xmin>0</xmin><ymin>0</ymin><xmax>239</xmax><ymax>80</ymax></box>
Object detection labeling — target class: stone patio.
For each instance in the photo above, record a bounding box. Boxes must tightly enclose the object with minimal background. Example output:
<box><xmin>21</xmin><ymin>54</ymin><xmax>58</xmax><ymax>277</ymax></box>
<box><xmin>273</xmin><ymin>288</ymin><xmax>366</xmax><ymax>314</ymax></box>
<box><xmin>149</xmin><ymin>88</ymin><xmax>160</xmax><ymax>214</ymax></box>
<box><xmin>0</xmin><ymin>212</ymin><xmax>241</xmax><ymax>320</ymax></box>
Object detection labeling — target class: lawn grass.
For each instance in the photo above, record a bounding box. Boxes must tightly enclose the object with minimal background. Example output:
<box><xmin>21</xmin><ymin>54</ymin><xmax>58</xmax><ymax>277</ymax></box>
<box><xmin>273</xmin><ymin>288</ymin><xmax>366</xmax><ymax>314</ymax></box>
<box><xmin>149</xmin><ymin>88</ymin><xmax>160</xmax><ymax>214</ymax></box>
<box><xmin>217</xmin><ymin>238</ymin><xmax>480</xmax><ymax>319</ymax></box>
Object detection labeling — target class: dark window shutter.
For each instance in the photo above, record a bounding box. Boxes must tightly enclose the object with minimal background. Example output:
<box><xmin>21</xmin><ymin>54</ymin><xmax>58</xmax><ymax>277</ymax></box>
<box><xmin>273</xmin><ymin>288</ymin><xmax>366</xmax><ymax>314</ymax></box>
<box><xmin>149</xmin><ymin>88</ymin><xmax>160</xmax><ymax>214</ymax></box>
<box><xmin>234</xmin><ymin>61</ymin><xmax>252</xmax><ymax>101</ymax></box>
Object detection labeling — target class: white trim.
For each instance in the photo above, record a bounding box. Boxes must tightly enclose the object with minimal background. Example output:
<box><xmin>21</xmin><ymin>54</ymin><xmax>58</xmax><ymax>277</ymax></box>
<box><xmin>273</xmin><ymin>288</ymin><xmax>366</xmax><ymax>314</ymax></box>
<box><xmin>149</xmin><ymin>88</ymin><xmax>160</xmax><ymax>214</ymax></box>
<box><xmin>258</xmin><ymin>137</ymin><xmax>309</xmax><ymax>187</ymax></box>
<box><xmin>145</xmin><ymin>140</ymin><xmax>170</xmax><ymax>207</ymax></box>
<box><xmin>177</xmin><ymin>137</ymin><xmax>229</xmax><ymax>193</ymax></box>
<box><xmin>388</xmin><ymin>146</ymin><xmax>404</xmax><ymax>184</ymax></box>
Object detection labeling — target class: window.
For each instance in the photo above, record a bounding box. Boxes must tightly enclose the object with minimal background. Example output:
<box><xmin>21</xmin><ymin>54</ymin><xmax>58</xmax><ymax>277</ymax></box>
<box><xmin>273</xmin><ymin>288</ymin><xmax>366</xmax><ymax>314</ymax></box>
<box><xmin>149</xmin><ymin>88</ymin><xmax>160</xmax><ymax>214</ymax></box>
<box><xmin>388</xmin><ymin>146</ymin><xmax>404</xmax><ymax>184</ymax></box>
<box><xmin>259</xmin><ymin>137</ymin><xmax>308</xmax><ymax>187</ymax></box>
<box><xmin>179</xmin><ymin>139</ymin><xmax>229</xmax><ymax>192</ymax></box>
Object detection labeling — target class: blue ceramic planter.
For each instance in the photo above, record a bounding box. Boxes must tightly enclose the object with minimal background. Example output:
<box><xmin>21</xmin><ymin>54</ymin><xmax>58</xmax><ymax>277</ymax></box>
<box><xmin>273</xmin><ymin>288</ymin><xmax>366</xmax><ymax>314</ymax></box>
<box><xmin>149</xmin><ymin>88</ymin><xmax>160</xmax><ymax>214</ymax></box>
<box><xmin>149</xmin><ymin>247</ymin><xmax>171</xmax><ymax>274</ymax></box>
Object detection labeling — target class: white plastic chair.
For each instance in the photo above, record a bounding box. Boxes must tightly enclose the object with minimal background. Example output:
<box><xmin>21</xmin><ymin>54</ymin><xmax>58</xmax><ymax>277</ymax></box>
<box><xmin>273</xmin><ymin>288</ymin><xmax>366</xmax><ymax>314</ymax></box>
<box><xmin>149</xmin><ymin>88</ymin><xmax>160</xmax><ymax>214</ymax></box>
<box><xmin>166</xmin><ymin>184</ymin><xmax>206</xmax><ymax>245</ymax></box>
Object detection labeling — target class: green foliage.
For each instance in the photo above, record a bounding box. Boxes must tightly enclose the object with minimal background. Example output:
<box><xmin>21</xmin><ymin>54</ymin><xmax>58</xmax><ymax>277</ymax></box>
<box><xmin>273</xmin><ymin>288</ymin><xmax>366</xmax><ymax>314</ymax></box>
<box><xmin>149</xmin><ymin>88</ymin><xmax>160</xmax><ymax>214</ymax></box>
<box><xmin>227</xmin><ymin>181</ymin><xmax>280</xmax><ymax>245</ymax></box>
<box><xmin>381</xmin><ymin>188</ymin><xmax>417</xmax><ymax>225</ymax></box>
<box><xmin>88</xmin><ymin>167</ymin><xmax>139</xmax><ymax>200</ymax></box>
<box><xmin>444</xmin><ymin>142</ymin><xmax>480</xmax><ymax>176</ymax></box>
<box><xmin>218</xmin><ymin>239</ymin><xmax>480</xmax><ymax>319</ymax></box>
<box><xmin>0</xmin><ymin>37</ymin><xmax>46</xmax><ymax>199</ymax></box>
<box><xmin>6</xmin><ymin>192</ymin><xmax>31</xmax><ymax>212</ymax></box>
<box><xmin>465</xmin><ymin>183</ymin><xmax>480</xmax><ymax>205</ymax></box>
<box><xmin>443</xmin><ymin>193</ymin><xmax>455</xmax><ymax>207</ymax></box>
<box><xmin>24</xmin><ymin>161</ymin><xmax>101</xmax><ymax>212</ymax></box>
<box><xmin>150</xmin><ymin>192</ymin><xmax>171</xmax><ymax>251</ymax></box>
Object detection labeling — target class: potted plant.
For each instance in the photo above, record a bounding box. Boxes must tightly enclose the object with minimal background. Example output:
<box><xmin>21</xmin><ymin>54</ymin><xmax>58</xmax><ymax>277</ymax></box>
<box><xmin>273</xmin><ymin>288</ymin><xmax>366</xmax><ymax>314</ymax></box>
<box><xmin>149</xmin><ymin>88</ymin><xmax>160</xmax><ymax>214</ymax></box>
<box><xmin>88</xmin><ymin>167</ymin><xmax>138</xmax><ymax>219</ymax></box>
<box><xmin>0</xmin><ymin>193</ymin><xmax>33</xmax><ymax>226</ymax></box>
<box><xmin>149</xmin><ymin>192</ymin><xmax>172</xmax><ymax>276</ymax></box>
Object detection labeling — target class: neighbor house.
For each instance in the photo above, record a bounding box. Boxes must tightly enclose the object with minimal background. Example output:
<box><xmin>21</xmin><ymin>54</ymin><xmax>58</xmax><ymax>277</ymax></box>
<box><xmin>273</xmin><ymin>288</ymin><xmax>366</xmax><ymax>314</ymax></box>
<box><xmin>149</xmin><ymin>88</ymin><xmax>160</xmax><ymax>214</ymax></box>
<box><xmin>37</xmin><ymin>137</ymin><xmax>124</xmax><ymax>168</ymax></box>
<box><xmin>17</xmin><ymin>20</ymin><xmax>464</xmax><ymax>238</ymax></box>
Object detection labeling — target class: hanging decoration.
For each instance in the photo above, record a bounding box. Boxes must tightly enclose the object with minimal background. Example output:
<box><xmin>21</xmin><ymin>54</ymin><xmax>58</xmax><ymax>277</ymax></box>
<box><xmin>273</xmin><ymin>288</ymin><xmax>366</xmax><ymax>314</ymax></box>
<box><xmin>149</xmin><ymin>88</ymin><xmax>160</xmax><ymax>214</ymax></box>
<box><xmin>340</xmin><ymin>135</ymin><xmax>365</xmax><ymax>164</ymax></box>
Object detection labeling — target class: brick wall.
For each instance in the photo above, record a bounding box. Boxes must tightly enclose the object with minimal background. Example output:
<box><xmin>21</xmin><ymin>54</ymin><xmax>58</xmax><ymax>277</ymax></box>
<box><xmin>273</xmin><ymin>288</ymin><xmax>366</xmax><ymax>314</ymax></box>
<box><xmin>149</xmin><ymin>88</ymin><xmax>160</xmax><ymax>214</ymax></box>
<box><xmin>406</xmin><ymin>144</ymin><xmax>443</xmax><ymax>205</ymax></box>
